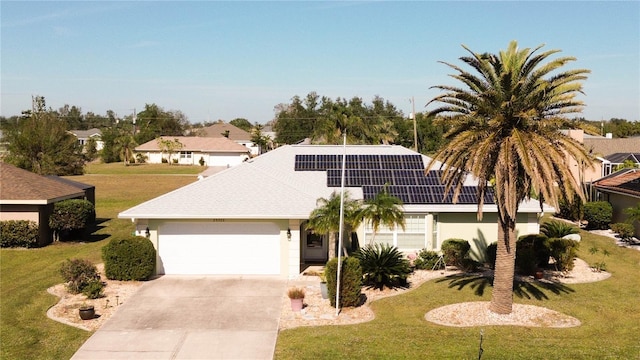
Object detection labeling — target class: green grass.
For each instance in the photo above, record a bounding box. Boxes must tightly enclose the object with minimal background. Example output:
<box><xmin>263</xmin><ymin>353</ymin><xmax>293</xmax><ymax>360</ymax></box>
<box><xmin>0</xmin><ymin>163</ymin><xmax>197</xmax><ymax>360</ymax></box>
<box><xmin>275</xmin><ymin>231</ymin><xmax>640</xmax><ymax>359</ymax></box>
<box><xmin>85</xmin><ymin>162</ymin><xmax>204</xmax><ymax>175</ymax></box>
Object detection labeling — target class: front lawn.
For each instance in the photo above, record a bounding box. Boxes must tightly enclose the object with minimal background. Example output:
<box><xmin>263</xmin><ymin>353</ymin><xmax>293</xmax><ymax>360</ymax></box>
<box><xmin>0</xmin><ymin>167</ymin><xmax>196</xmax><ymax>360</ymax></box>
<box><xmin>275</xmin><ymin>231</ymin><xmax>640</xmax><ymax>359</ymax></box>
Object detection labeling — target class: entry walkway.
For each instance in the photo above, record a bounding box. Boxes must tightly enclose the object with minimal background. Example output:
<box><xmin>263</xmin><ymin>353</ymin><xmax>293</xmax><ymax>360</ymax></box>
<box><xmin>71</xmin><ymin>276</ymin><xmax>286</xmax><ymax>360</ymax></box>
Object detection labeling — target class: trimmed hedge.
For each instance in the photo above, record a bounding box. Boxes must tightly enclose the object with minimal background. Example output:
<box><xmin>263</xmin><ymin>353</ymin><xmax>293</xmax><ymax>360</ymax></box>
<box><xmin>584</xmin><ymin>201</ymin><xmax>613</xmax><ymax>230</ymax></box>
<box><xmin>49</xmin><ymin>199</ymin><xmax>95</xmax><ymax>240</ymax></box>
<box><xmin>326</xmin><ymin>256</ymin><xmax>362</xmax><ymax>308</ymax></box>
<box><xmin>102</xmin><ymin>236</ymin><xmax>156</xmax><ymax>280</ymax></box>
<box><xmin>0</xmin><ymin>220</ymin><xmax>39</xmax><ymax>248</ymax></box>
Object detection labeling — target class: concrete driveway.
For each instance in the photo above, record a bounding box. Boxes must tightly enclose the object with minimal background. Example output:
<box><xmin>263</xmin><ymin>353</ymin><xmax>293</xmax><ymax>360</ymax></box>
<box><xmin>71</xmin><ymin>276</ymin><xmax>286</xmax><ymax>360</ymax></box>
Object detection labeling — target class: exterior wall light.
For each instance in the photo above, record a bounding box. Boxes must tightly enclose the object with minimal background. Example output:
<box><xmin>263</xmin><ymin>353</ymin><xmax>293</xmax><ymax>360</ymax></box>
<box><xmin>287</xmin><ymin>228</ymin><xmax>292</xmax><ymax>241</ymax></box>
<box><xmin>145</xmin><ymin>227</ymin><xmax>150</xmax><ymax>238</ymax></box>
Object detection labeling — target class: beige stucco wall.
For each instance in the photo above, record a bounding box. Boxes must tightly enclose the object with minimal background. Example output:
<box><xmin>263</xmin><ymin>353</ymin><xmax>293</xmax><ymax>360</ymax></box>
<box><xmin>437</xmin><ymin>212</ymin><xmax>539</xmax><ymax>262</ymax></box>
<box><xmin>604</xmin><ymin>193</ymin><xmax>640</xmax><ymax>237</ymax></box>
<box><xmin>0</xmin><ymin>205</ymin><xmax>40</xmax><ymax>222</ymax></box>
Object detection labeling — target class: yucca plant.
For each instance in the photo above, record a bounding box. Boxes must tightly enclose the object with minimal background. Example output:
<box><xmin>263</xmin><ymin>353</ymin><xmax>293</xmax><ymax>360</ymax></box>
<box><xmin>354</xmin><ymin>243</ymin><xmax>411</xmax><ymax>290</ymax></box>
<box><xmin>541</xmin><ymin>220</ymin><xmax>579</xmax><ymax>238</ymax></box>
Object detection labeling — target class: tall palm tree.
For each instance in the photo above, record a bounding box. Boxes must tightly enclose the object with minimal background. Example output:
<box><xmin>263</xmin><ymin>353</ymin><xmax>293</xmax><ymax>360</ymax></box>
<box><xmin>358</xmin><ymin>185</ymin><xmax>406</xmax><ymax>245</ymax></box>
<box><xmin>427</xmin><ymin>41</ymin><xmax>592</xmax><ymax>314</ymax></box>
<box><xmin>307</xmin><ymin>191</ymin><xmax>360</xmax><ymax>259</ymax></box>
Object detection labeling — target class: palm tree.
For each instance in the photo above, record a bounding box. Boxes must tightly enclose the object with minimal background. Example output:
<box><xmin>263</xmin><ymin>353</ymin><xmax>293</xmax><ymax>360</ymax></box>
<box><xmin>114</xmin><ymin>133</ymin><xmax>137</xmax><ymax>166</ymax></box>
<box><xmin>358</xmin><ymin>185</ymin><xmax>406</xmax><ymax>245</ymax></box>
<box><xmin>307</xmin><ymin>191</ymin><xmax>360</xmax><ymax>259</ymax></box>
<box><xmin>624</xmin><ymin>204</ymin><xmax>640</xmax><ymax>225</ymax></box>
<box><xmin>427</xmin><ymin>41</ymin><xmax>592</xmax><ymax>314</ymax></box>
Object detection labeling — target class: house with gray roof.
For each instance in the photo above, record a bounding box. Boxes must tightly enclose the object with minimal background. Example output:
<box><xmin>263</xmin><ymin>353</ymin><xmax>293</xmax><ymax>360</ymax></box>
<box><xmin>119</xmin><ymin>145</ymin><xmax>551</xmax><ymax>278</ymax></box>
<box><xmin>201</xmin><ymin>122</ymin><xmax>259</xmax><ymax>156</ymax></box>
<box><xmin>68</xmin><ymin>128</ymin><xmax>104</xmax><ymax>151</ymax></box>
<box><xmin>0</xmin><ymin>163</ymin><xmax>89</xmax><ymax>246</ymax></box>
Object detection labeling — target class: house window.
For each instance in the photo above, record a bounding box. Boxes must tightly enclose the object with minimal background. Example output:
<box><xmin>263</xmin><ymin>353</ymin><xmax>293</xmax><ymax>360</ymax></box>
<box><xmin>180</xmin><ymin>151</ymin><xmax>192</xmax><ymax>159</ymax></box>
<box><xmin>397</xmin><ymin>215</ymin><xmax>426</xmax><ymax>250</ymax></box>
<box><xmin>364</xmin><ymin>214</ymin><xmax>428</xmax><ymax>251</ymax></box>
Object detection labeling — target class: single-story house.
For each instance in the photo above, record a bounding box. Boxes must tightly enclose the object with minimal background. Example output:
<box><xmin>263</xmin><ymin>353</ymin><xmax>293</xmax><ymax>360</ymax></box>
<box><xmin>134</xmin><ymin>136</ymin><xmax>250</xmax><ymax>167</ymax></box>
<box><xmin>68</xmin><ymin>128</ymin><xmax>104</xmax><ymax>151</ymax></box>
<box><xmin>201</xmin><ymin>122</ymin><xmax>259</xmax><ymax>156</ymax></box>
<box><xmin>0</xmin><ymin>163</ymin><xmax>91</xmax><ymax>246</ymax></box>
<box><xmin>592</xmin><ymin>169</ymin><xmax>640</xmax><ymax>237</ymax></box>
<box><xmin>119</xmin><ymin>145</ymin><xmax>550</xmax><ymax>278</ymax></box>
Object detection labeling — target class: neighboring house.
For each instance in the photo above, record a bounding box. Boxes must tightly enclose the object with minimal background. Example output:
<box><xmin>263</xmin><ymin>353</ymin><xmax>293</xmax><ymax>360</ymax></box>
<box><xmin>592</xmin><ymin>169</ymin><xmax>640</xmax><ymax>237</ymax></box>
<box><xmin>563</xmin><ymin>129</ymin><xmax>606</xmax><ymax>183</ymax></box>
<box><xmin>68</xmin><ymin>128</ymin><xmax>104</xmax><ymax>151</ymax></box>
<box><xmin>584</xmin><ymin>135</ymin><xmax>640</xmax><ymax>158</ymax></box>
<box><xmin>119</xmin><ymin>145</ymin><xmax>550</xmax><ymax>278</ymax></box>
<box><xmin>601</xmin><ymin>153</ymin><xmax>640</xmax><ymax>177</ymax></box>
<box><xmin>201</xmin><ymin>122</ymin><xmax>259</xmax><ymax>156</ymax></box>
<box><xmin>0</xmin><ymin>163</ymin><xmax>90</xmax><ymax>246</ymax></box>
<box><xmin>135</xmin><ymin>136</ymin><xmax>250</xmax><ymax>167</ymax></box>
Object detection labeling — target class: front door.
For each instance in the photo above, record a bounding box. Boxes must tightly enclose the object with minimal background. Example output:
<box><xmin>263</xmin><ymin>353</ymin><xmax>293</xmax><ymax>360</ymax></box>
<box><xmin>302</xmin><ymin>231</ymin><xmax>328</xmax><ymax>262</ymax></box>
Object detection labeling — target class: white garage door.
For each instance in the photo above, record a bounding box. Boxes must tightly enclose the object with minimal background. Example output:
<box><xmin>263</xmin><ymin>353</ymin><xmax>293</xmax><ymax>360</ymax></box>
<box><xmin>158</xmin><ymin>222</ymin><xmax>280</xmax><ymax>275</ymax></box>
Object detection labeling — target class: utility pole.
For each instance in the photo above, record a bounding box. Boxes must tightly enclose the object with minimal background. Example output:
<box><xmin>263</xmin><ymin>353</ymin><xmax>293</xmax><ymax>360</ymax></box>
<box><xmin>411</xmin><ymin>97</ymin><xmax>418</xmax><ymax>152</ymax></box>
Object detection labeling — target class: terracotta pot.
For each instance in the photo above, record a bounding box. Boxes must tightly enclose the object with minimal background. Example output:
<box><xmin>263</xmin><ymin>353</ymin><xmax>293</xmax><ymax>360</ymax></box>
<box><xmin>79</xmin><ymin>306</ymin><xmax>95</xmax><ymax>320</ymax></box>
<box><xmin>290</xmin><ymin>298</ymin><xmax>304</xmax><ymax>312</ymax></box>
<box><xmin>534</xmin><ymin>271</ymin><xmax>544</xmax><ymax>280</ymax></box>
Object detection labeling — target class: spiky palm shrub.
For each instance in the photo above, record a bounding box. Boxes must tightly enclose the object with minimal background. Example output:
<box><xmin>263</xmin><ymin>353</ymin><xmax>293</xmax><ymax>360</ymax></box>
<box><xmin>541</xmin><ymin>220</ymin><xmax>579</xmax><ymax>238</ymax></box>
<box><xmin>354</xmin><ymin>244</ymin><xmax>412</xmax><ymax>290</ymax></box>
<box><xmin>548</xmin><ymin>238</ymin><xmax>579</xmax><ymax>272</ymax></box>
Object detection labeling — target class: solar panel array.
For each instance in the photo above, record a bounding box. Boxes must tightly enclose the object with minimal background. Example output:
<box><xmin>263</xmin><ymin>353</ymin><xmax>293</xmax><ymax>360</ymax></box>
<box><xmin>294</xmin><ymin>154</ymin><xmax>494</xmax><ymax>205</ymax></box>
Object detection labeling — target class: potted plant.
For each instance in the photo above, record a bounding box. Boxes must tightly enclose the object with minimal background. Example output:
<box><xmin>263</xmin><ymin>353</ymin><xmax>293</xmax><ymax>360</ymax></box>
<box><xmin>287</xmin><ymin>287</ymin><xmax>305</xmax><ymax>312</ymax></box>
<box><xmin>79</xmin><ymin>303</ymin><xmax>95</xmax><ymax>320</ymax></box>
<box><xmin>319</xmin><ymin>273</ymin><xmax>329</xmax><ymax>299</ymax></box>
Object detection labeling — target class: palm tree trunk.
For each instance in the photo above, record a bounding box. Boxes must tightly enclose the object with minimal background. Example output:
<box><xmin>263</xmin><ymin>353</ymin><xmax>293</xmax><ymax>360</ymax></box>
<box><xmin>328</xmin><ymin>232</ymin><xmax>336</xmax><ymax>259</ymax></box>
<box><xmin>489</xmin><ymin>216</ymin><xmax>517</xmax><ymax>314</ymax></box>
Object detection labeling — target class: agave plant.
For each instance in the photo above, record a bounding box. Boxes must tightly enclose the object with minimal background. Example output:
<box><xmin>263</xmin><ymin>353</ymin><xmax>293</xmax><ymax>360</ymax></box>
<box><xmin>541</xmin><ymin>220</ymin><xmax>579</xmax><ymax>238</ymax></box>
<box><xmin>354</xmin><ymin>243</ymin><xmax>411</xmax><ymax>290</ymax></box>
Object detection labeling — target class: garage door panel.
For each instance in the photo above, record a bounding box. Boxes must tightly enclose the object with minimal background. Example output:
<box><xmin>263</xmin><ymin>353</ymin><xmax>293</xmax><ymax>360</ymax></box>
<box><xmin>158</xmin><ymin>222</ymin><xmax>280</xmax><ymax>275</ymax></box>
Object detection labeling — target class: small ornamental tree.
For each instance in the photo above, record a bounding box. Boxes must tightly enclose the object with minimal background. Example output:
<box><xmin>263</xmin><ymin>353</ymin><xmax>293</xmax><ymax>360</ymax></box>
<box><xmin>49</xmin><ymin>199</ymin><xmax>95</xmax><ymax>241</ymax></box>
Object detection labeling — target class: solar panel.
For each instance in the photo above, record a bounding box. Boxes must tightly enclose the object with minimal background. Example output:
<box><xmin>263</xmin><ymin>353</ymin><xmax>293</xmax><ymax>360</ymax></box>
<box><xmin>294</xmin><ymin>154</ymin><xmax>316</xmax><ymax>171</ymax></box>
<box><xmin>317</xmin><ymin>154</ymin><xmax>338</xmax><ymax>170</ymax></box>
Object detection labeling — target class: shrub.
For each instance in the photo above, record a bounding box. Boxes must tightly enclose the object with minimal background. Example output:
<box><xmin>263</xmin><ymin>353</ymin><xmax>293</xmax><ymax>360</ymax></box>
<box><xmin>325</xmin><ymin>256</ymin><xmax>362</xmax><ymax>308</ymax></box>
<box><xmin>611</xmin><ymin>222</ymin><xmax>635</xmax><ymax>242</ymax></box>
<box><xmin>82</xmin><ymin>279</ymin><xmax>105</xmax><ymax>299</ymax></box>
<box><xmin>486</xmin><ymin>243</ymin><xmax>497</xmax><ymax>269</ymax></box>
<box><xmin>59</xmin><ymin>258</ymin><xmax>101</xmax><ymax>294</ymax></box>
<box><xmin>583</xmin><ymin>201</ymin><xmax>613</xmax><ymax>230</ymax></box>
<box><xmin>161</xmin><ymin>157</ymin><xmax>168</xmax><ymax>163</ymax></box>
<box><xmin>440</xmin><ymin>239</ymin><xmax>470</xmax><ymax>267</ymax></box>
<box><xmin>517</xmin><ymin>234</ymin><xmax>551</xmax><ymax>269</ymax></box>
<box><xmin>548</xmin><ymin>238</ymin><xmax>579</xmax><ymax>272</ymax></box>
<box><xmin>287</xmin><ymin>287</ymin><xmax>305</xmax><ymax>299</ymax></box>
<box><xmin>354</xmin><ymin>244</ymin><xmax>412</xmax><ymax>289</ymax></box>
<box><xmin>135</xmin><ymin>153</ymin><xmax>147</xmax><ymax>163</ymax></box>
<box><xmin>199</xmin><ymin>156</ymin><xmax>205</xmax><ymax>166</ymax></box>
<box><xmin>413</xmin><ymin>249</ymin><xmax>444</xmax><ymax>270</ymax></box>
<box><xmin>0</xmin><ymin>220</ymin><xmax>39</xmax><ymax>248</ymax></box>
<box><xmin>555</xmin><ymin>195</ymin><xmax>583</xmax><ymax>222</ymax></box>
<box><xmin>49</xmin><ymin>199</ymin><xmax>95</xmax><ymax>241</ymax></box>
<box><xmin>541</xmin><ymin>221</ymin><xmax>579</xmax><ymax>238</ymax></box>
<box><xmin>102</xmin><ymin>236</ymin><xmax>156</xmax><ymax>280</ymax></box>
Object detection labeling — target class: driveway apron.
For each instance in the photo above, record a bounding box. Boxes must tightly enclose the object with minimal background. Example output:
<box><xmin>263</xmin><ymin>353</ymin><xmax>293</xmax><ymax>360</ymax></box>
<box><xmin>71</xmin><ymin>276</ymin><xmax>286</xmax><ymax>360</ymax></box>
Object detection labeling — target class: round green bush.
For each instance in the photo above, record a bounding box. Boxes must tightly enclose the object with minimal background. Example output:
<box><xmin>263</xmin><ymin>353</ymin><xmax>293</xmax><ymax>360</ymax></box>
<box><xmin>584</xmin><ymin>201</ymin><xmax>613</xmax><ymax>230</ymax></box>
<box><xmin>440</xmin><ymin>238</ymin><xmax>470</xmax><ymax>267</ymax></box>
<box><xmin>517</xmin><ymin>234</ymin><xmax>551</xmax><ymax>270</ymax></box>
<box><xmin>325</xmin><ymin>256</ymin><xmax>362</xmax><ymax>308</ymax></box>
<box><xmin>102</xmin><ymin>236</ymin><xmax>156</xmax><ymax>280</ymax></box>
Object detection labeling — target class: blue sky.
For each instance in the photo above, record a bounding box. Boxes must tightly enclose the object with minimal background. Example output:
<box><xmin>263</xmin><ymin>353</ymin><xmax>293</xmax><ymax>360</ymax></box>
<box><xmin>2</xmin><ymin>1</ymin><xmax>639</xmax><ymax>123</ymax></box>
